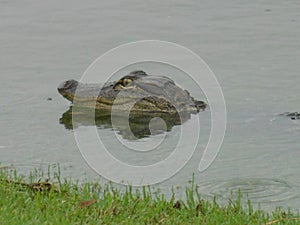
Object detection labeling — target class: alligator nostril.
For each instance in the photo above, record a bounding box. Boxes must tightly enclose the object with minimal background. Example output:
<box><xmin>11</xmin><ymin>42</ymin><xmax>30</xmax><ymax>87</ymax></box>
<box><xmin>58</xmin><ymin>80</ymin><xmax>78</xmax><ymax>91</ymax></box>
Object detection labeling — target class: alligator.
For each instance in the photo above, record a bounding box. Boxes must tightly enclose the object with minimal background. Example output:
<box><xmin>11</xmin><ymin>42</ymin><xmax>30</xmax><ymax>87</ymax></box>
<box><xmin>57</xmin><ymin>70</ymin><xmax>206</xmax><ymax>114</ymax></box>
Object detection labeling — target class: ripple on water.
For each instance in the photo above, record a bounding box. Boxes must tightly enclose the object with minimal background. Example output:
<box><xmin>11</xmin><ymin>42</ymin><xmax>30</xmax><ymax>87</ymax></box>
<box><xmin>199</xmin><ymin>178</ymin><xmax>299</xmax><ymax>204</ymax></box>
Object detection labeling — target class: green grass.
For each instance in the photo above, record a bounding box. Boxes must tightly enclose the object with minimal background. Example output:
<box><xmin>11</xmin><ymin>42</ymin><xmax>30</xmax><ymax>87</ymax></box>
<box><xmin>0</xmin><ymin>169</ymin><xmax>299</xmax><ymax>225</ymax></box>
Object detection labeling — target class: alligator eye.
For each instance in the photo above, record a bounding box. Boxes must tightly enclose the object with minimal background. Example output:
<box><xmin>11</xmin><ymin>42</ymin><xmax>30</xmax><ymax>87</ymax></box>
<box><xmin>113</xmin><ymin>77</ymin><xmax>133</xmax><ymax>90</ymax></box>
<box><xmin>122</xmin><ymin>78</ymin><xmax>132</xmax><ymax>87</ymax></box>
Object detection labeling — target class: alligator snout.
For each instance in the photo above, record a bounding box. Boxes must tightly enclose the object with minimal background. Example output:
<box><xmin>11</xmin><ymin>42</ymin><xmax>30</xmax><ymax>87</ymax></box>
<box><xmin>57</xmin><ymin>79</ymin><xmax>79</xmax><ymax>102</ymax></box>
<box><xmin>57</xmin><ymin>80</ymin><xmax>78</xmax><ymax>92</ymax></box>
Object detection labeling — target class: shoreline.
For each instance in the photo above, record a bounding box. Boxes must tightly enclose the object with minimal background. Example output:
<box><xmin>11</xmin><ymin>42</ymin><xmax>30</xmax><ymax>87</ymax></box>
<box><xmin>0</xmin><ymin>169</ymin><xmax>299</xmax><ymax>224</ymax></box>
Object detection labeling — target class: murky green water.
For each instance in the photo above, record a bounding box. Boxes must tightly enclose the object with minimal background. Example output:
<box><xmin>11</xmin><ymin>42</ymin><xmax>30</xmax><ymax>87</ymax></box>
<box><xmin>1</xmin><ymin>0</ymin><xmax>299</xmax><ymax>211</ymax></box>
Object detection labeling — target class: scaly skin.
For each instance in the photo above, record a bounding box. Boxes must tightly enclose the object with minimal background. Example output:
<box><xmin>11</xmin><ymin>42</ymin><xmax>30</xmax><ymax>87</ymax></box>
<box><xmin>58</xmin><ymin>70</ymin><xmax>206</xmax><ymax>114</ymax></box>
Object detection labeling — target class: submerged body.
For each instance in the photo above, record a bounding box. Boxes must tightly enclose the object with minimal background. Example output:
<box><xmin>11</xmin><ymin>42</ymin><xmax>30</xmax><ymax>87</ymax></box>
<box><xmin>58</xmin><ymin>71</ymin><xmax>206</xmax><ymax>114</ymax></box>
<box><xmin>281</xmin><ymin>112</ymin><xmax>300</xmax><ymax>120</ymax></box>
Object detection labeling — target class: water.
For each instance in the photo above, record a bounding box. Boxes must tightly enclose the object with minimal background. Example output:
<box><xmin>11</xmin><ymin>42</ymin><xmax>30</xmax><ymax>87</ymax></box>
<box><xmin>1</xmin><ymin>0</ymin><xmax>300</xmax><ymax>211</ymax></box>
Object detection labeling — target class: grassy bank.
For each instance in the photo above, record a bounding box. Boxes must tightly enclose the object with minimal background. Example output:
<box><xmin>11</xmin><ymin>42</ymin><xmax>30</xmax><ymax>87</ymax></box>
<box><xmin>0</xmin><ymin>170</ymin><xmax>299</xmax><ymax>225</ymax></box>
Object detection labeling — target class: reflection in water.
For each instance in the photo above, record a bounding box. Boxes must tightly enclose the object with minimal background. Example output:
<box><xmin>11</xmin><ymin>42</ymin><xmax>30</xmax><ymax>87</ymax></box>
<box><xmin>59</xmin><ymin>106</ymin><xmax>196</xmax><ymax>140</ymax></box>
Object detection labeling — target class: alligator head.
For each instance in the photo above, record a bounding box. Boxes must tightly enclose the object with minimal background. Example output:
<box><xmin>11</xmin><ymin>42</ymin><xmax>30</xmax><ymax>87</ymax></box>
<box><xmin>58</xmin><ymin>70</ymin><xmax>206</xmax><ymax>113</ymax></box>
